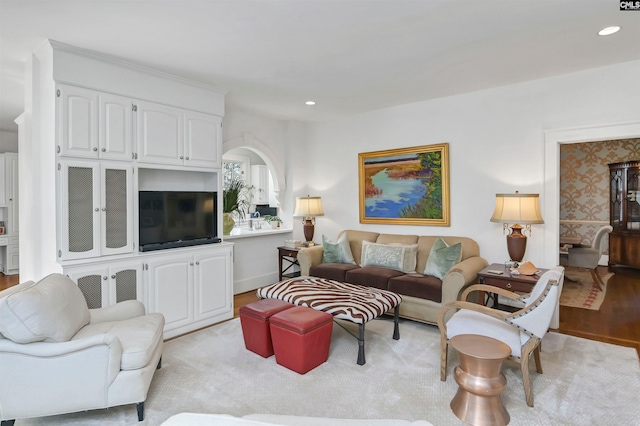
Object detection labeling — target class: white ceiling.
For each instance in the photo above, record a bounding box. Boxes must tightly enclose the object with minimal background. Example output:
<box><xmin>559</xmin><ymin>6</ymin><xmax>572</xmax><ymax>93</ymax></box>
<box><xmin>1</xmin><ymin>0</ymin><xmax>639</xmax><ymax>132</ymax></box>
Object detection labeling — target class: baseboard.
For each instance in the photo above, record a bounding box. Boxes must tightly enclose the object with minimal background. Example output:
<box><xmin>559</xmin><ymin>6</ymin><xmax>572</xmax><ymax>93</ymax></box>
<box><xmin>233</xmin><ymin>272</ymin><xmax>279</xmax><ymax>295</ymax></box>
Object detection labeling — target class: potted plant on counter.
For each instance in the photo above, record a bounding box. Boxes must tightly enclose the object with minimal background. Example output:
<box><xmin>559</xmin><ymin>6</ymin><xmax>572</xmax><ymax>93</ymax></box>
<box><xmin>223</xmin><ymin>177</ymin><xmax>251</xmax><ymax>235</ymax></box>
<box><xmin>263</xmin><ymin>215</ymin><xmax>282</xmax><ymax>229</ymax></box>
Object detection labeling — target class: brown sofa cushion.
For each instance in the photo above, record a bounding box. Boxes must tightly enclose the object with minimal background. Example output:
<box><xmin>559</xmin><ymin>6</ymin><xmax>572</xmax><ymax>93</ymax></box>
<box><xmin>345</xmin><ymin>266</ymin><xmax>405</xmax><ymax>290</ymax></box>
<box><xmin>388</xmin><ymin>274</ymin><xmax>443</xmax><ymax>303</ymax></box>
<box><xmin>310</xmin><ymin>263</ymin><xmax>360</xmax><ymax>282</ymax></box>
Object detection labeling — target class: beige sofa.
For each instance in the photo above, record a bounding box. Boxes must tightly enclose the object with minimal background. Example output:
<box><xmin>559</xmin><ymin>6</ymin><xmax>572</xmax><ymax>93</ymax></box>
<box><xmin>297</xmin><ymin>230</ymin><xmax>488</xmax><ymax>325</ymax></box>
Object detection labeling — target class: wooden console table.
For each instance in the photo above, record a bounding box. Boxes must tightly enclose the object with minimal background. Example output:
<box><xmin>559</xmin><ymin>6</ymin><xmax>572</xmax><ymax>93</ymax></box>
<box><xmin>277</xmin><ymin>246</ymin><xmax>301</xmax><ymax>281</ymax></box>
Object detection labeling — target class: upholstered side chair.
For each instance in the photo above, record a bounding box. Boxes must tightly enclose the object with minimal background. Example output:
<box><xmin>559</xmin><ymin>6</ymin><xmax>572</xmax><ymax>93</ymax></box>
<box><xmin>437</xmin><ymin>266</ymin><xmax>565</xmax><ymax>407</ymax></box>
<box><xmin>0</xmin><ymin>273</ymin><xmax>165</xmax><ymax>424</ymax></box>
<box><xmin>561</xmin><ymin>225</ymin><xmax>613</xmax><ymax>290</ymax></box>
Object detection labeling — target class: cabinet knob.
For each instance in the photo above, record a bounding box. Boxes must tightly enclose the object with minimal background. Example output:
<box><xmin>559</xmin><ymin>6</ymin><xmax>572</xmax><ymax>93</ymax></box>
<box><xmin>196</xmin><ymin>261</ymin><xmax>200</xmax><ymax>265</ymax></box>
<box><xmin>101</xmin><ymin>148</ymin><xmax>106</xmax><ymax>152</ymax></box>
<box><xmin>190</xmin><ymin>262</ymin><xmax>194</xmax><ymax>266</ymax></box>
<box><xmin>180</xmin><ymin>156</ymin><xmax>184</xmax><ymax>160</ymax></box>
<box><xmin>102</xmin><ymin>207</ymin><xmax>106</xmax><ymax>211</ymax></box>
<box><xmin>95</xmin><ymin>208</ymin><xmax>99</xmax><ymax>212</ymax></box>
<box><xmin>186</xmin><ymin>157</ymin><xmax>190</xmax><ymax>160</ymax></box>
<box><xmin>506</xmin><ymin>282</ymin><xmax>512</xmax><ymax>289</ymax></box>
<box><xmin>103</xmin><ymin>276</ymin><xmax>108</xmax><ymax>280</ymax></box>
<box><xmin>111</xmin><ymin>275</ymin><xmax>116</xmax><ymax>279</ymax></box>
<box><xmin>93</xmin><ymin>147</ymin><xmax>98</xmax><ymax>152</ymax></box>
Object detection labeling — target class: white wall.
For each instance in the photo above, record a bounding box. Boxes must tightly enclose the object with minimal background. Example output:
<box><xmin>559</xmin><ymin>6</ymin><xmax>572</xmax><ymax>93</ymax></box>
<box><xmin>304</xmin><ymin>60</ymin><xmax>640</xmax><ymax>268</ymax></box>
<box><xmin>223</xmin><ymin>108</ymin><xmax>307</xmax><ymax>293</ymax></box>
<box><xmin>0</xmin><ymin>131</ymin><xmax>18</xmax><ymax>153</ymax></box>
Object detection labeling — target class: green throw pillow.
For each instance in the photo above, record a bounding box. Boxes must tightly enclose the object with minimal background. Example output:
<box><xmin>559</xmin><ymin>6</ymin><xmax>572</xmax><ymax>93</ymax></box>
<box><xmin>423</xmin><ymin>238</ymin><xmax>462</xmax><ymax>279</ymax></box>
<box><xmin>322</xmin><ymin>234</ymin><xmax>356</xmax><ymax>264</ymax></box>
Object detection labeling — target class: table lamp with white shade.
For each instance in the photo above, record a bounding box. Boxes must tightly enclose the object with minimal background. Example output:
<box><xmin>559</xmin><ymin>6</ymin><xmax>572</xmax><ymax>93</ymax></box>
<box><xmin>490</xmin><ymin>191</ymin><xmax>544</xmax><ymax>266</ymax></box>
<box><xmin>293</xmin><ymin>195</ymin><xmax>324</xmax><ymax>245</ymax></box>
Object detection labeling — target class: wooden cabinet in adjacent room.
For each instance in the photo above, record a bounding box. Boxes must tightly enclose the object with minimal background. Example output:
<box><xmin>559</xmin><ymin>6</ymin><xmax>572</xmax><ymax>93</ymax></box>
<box><xmin>609</xmin><ymin>160</ymin><xmax>640</xmax><ymax>269</ymax></box>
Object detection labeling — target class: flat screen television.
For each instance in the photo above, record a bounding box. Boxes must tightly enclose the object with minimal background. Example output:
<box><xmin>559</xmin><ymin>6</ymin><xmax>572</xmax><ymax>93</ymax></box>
<box><xmin>139</xmin><ymin>191</ymin><xmax>220</xmax><ymax>252</ymax></box>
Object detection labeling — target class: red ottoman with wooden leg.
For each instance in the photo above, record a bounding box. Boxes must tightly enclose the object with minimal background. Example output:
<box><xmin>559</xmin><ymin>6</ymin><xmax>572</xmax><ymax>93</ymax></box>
<box><xmin>269</xmin><ymin>306</ymin><xmax>333</xmax><ymax>374</ymax></box>
<box><xmin>239</xmin><ymin>298</ymin><xmax>294</xmax><ymax>357</ymax></box>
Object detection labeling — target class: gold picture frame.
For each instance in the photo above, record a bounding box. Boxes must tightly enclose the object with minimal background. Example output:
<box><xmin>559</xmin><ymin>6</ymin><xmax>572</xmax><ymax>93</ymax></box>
<box><xmin>358</xmin><ymin>143</ymin><xmax>450</xmax><ymax>226</ymax></box>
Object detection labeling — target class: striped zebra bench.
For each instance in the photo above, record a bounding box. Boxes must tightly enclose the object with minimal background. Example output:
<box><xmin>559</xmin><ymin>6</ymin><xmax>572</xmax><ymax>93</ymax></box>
<box><xmin>257</xmin><ymin>276</ymin><xmax>402</xmax><ymax>365</ymax></box>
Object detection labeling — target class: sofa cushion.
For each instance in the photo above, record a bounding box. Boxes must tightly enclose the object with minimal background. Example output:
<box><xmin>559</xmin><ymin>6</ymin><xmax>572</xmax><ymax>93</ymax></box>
<box><xmin>423</xmin><ymin>237</ymin><xmax>462</xmax><ymax>279</ymax></box>
<box><xmin>388</xmin><ymin>274</ymin><xmax>443</xmax><ymax>303</ymax></box>
<box><xmin>73</xmin><ymin>312</ymin><xmax>165</xmax><ymax>370</ymax></box>
<box><xmin>361</xmin><ymin>241</ymin><xmax>418</xmax><ymax>273</ymax></box>
<box><xmin>346</xmin><ymin>266</ymin><xmax>405</xmax><ymax>290</ymax></box>
<box><xmin>309</xmin><ymin>263</ymin><xmax>360</xmax><ymax>282</ymax></box>
<box><xmin>0</xmin><ymin>273</ymin><xmax>90</xmax><ymax>343</ymax></box>
<box><xmin>322</xmin><ymin>233</ymin><xmax>356</xmax><ymax>264</ymax></box>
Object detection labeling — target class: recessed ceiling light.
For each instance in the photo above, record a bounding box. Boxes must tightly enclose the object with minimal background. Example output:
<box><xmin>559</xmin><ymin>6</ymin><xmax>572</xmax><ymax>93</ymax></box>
<box><xmin>599</xmin><ymin>26</ymin><xmax>621</xmax><ymax>36</ymax></box>
<box><xmin>305</xmin><ymin>101</ymin><xmax>316</xmax><ymax>106</ymax></box>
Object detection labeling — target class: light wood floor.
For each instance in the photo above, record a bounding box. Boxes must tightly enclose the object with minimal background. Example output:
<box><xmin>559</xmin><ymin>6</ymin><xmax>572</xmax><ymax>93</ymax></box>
<box><xmin>3</xmin><ymin>266</ymin><xmax>638</xmax><ymax>355</ymax></box>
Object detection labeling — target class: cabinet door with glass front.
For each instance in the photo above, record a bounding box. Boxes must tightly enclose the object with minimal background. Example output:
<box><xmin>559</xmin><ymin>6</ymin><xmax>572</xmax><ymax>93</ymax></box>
<box><xmin>610</xmin><ymin>161</ymin><xmax>640</xmax><ymax>231</ymax></box>
<box><xmin>58</xmin><ymin>160</ymin><xmax>134</xmax><ymax>260</ymax></box>
<box><xmin>609</xmin><ymin>160</ymin><xmax>640</xmax><ymax>269</ymax></box>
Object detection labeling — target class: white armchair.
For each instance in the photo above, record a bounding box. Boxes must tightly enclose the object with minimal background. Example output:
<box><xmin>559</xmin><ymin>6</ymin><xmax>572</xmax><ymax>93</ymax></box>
<box><xmin>437</xmin><ymin>266</ymin><xmax>565</xmax><ymax>407</ymax></box>
<box><xmin>0</xmin><ymin>273</ymin><xmax>165</xmax><ymax>424</ymax></box>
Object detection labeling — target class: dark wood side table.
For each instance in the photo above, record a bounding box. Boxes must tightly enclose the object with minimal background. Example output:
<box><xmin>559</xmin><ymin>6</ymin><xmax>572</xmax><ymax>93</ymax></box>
<box><xmin>278</xmin><ymin>246</ymin><xmax>301</xmax><ymax>281</ymax></box>
<box><xmin>477</xmin><ymin>263</ymin><xmax>548</xmax><ymax>307</ymax></box>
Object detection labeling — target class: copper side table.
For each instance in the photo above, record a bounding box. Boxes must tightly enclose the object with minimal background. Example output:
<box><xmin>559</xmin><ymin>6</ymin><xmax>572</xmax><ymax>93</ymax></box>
<box><xmin>450</xmin><ymin>334</ymin><xmax>511</xmax><ymax>426</ymax></box>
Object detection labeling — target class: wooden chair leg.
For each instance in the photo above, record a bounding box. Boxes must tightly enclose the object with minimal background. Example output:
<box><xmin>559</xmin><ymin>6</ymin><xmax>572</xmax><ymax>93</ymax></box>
<box><xmin>440</xmin><ymin>336</ymin><xmax>449</xmax><ymax>381</ymax></box>
<box><xmin>533</xmin><ymin>345</ymin><xmax>543</xmax><ymax>374</ymax></box>
<box><xmin>590</xmin><ymin>268</ymin><xmax>604</xmax><ymax>291</ymax></box>
<box><xmin>521</xmin><ymin>353</ymin><xmax>534</xmax><ymax>407</ymax></box>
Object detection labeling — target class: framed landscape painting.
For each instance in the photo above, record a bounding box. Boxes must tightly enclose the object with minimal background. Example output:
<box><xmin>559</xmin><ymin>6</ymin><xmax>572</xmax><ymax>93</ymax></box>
<box><xmin>358</xmin><ymin>143</ymin><xmax>450</xmax><ymax>226</ymax></box>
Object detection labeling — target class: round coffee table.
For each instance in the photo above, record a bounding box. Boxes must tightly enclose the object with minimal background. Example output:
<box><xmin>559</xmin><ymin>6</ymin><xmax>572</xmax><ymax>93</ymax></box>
<box><xmin>449</xmin><ymin>334</ymin><xmax>511</xmax><ymax>426</ymax></box>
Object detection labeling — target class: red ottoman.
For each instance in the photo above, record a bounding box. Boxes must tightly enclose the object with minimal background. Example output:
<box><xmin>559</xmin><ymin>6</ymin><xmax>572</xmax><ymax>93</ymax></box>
<box><xmin>269</xmin><ymin>306</ymin><xmax>333</xmax><ymax>374</ymax></box>
<box><xmin>239</xmin><ymin>298</ymin><xmax>294</xmax><ymax>358</ymax></box>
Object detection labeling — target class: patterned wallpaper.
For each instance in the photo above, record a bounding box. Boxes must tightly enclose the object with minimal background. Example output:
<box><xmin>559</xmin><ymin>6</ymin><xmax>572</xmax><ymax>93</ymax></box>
<box><xmin>560</xmin><ymin>138</ymin><xmax>640</xmax><ymax>252</ymax></box>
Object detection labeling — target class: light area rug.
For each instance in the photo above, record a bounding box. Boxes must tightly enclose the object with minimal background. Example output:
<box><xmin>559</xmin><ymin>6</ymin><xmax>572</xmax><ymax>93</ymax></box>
<box><xmin>18</xmin><ymin>317</ymin><xmax>640</xmax><ymax>426</ymax></box>
<box><xmin>560</xmin><ymin>267</ymin><xmax>614</xmax><ymax>310</ymax></box>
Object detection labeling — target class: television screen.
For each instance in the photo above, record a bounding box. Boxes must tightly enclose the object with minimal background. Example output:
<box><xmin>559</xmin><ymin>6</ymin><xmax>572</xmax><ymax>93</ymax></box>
<box><xmin>139</xmin><ymin>191</ymin><xmax>218</xmax><ymax>251</ymax></box>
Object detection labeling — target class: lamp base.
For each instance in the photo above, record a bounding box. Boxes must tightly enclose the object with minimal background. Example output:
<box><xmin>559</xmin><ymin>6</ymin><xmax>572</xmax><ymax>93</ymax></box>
<box><xmin>303</xmin><ymin>218</ymin><xmax>315</xmax><ymax>243</ymax></box>
<box><xmin>506</xmin><ymin>224</ymin><xmax>527</xmax><ymax>264</ymax></box>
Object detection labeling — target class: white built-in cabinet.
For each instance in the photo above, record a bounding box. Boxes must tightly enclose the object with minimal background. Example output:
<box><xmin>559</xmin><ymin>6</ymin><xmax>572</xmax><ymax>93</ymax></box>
<box><xmin>0</xmin><ymin>153</ymin><xmax>19</xmax><ymax>275</ymax></box>
<box><xmin>65</xmin><ymin>260</ymin><xmax>143</xmax><ymax>309</ymax></box>
<box><xmin>251</xmin><ymin>164</ymin><xmax>270</xmax><ymax>205</ymax></box>
<box><xmin>54</xmin><ymin>79</ymin><xmax>231</xmax><ymax>338</ymax></box>
<box><xmin>58</xmin><ymin>160</ymin><xmax>134</xmax><ymax>260</ymax></box>
<box><xmin>0</xmin><ymin>158</ymin><xmax>6</xmax><ymax>206</ymax></box>
<box><xmin>144</xmin><ymin>244</ymin><xmax>233</xmax><ymax>338</ymax></box>
<box><xmin>136</xmin><ymin>101</ymin><xmax>222</xmax><ymax>168</ymax></box>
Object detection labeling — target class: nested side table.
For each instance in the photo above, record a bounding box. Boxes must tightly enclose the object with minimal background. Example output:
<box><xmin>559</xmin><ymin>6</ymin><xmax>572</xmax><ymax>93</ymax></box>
<box><xmin>450</xmin><ymin>334</ymin><xmax>511</xmax><ymax>426</ymax></box>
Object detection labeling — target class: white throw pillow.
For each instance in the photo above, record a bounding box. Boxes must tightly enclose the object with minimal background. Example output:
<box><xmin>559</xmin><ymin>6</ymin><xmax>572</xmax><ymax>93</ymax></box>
<box><xmin>0</xmin><ymin>273</ymin><xmax>90</xmax><ymax>343</ymax></box>
<box><xmin>361</xmin><ymin>241</ymin><xmax>418</xmax><ymax>273</ymax></box>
